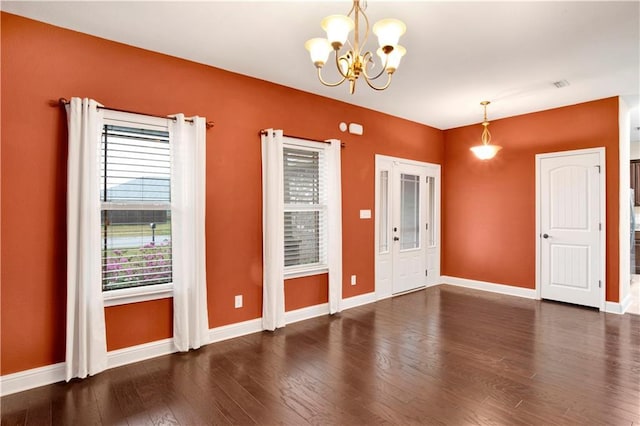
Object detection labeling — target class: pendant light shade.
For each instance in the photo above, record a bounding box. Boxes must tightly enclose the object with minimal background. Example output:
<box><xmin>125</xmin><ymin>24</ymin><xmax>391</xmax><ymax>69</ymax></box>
<box><xmin>470</xmin><ymin>144</ymin><xmax>502</xmax><ymax>160</ymax></box>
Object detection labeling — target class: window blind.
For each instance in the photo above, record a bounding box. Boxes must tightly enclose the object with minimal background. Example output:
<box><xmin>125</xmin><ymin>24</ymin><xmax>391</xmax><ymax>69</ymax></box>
<box><xmin>283</xmin><ymin>147</ymin><xmax>327</xmax><ymax>268</ymax></box>
<box><xmin>100</xmin><ymin>124</ymin><xmax>172</xmax><ymax>291</ymax></box>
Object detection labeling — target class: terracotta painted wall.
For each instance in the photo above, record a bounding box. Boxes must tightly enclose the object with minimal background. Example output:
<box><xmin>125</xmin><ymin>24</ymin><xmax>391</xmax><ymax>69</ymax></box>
<box><xmin>442</xmin><ymin>97</ymin><xmax>620</xmax><ymax>302</ymax></box>
<box><xmin>0</xmin><ymin>13</ymin><xmax>444</xmax><ymax>375</ymax></box>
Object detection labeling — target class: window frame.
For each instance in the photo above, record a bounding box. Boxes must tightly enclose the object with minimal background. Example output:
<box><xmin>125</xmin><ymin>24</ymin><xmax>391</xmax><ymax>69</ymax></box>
<box><xmin>100</xmin><ymin>110</ymin><xmax>174</xmax><ymax>307</ymax></box>
<box><xmin>282</xmin><ymin>138</ymin><xmax>329</xmax><ymax>279</ymax></box>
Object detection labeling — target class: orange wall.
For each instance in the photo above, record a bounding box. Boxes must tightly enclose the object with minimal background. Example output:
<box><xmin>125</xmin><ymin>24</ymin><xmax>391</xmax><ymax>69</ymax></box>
<box><xmin>0</xmin><ymin>13</ymin><xmax>443</xmax><ymax>375</ymax></box>
<box><xmin>442</xmin><ymin>98</ymin><xmax>620</xmax><ymax>301</ymax></box>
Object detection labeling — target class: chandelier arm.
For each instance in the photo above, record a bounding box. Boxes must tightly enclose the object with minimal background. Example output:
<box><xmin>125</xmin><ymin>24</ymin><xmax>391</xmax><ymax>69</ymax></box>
<box><xmin>346</xmin><ymin>0</ymin><xmax>356</xmax><ymax>18</ymax></box>
<box><xmin>353</xmin><ymin>1</ymin><xmax>361</xmax><ymax>56</ymax></box>
<box><xmin>361</xmin><ymin>51</ymin><xmax>388</xmax><ymax>81</ymax></box>
<box><xmin>481</xmin><ymin>123</ymin><xmax>492</xmax><ymax>145</ymax></box>
<box><xmin>335</xmin><ymin>51</ymin><xmax>351</xmax><ymax>79</ymax></box>
<box><xmin>359</xmin><ymin>2</ymin><xmax>370</xmax><ymax>57</ymax></box>
<box><xmin>363</xmin><ymin>71</ymin><xmax>393</xmax><ymax>91</ymax></box>
<box><xmin>317</xmin><ymin>67</ymin><xmax>348</xmax><ymax>87</ymax></box>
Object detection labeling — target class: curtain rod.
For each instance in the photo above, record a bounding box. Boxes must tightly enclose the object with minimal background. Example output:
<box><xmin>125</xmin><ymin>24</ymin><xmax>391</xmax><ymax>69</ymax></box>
<box><xmin>58</xmin><ymin>98</ymin><xmax>214</xmax><ymax>129</ymax></box>
<box><xmin>260</xmin><ymin>130</ymin><xmax>345</xmax><ymax>148</ymax></box>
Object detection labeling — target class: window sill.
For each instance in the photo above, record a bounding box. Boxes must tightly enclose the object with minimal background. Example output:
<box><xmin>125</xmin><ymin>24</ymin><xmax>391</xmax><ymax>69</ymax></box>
<box><xmin>284</xmin><ymin>267</ymin><xmax>329</xmax><ymax>280</ymax></box>
<box><xmin>103</xmin><ymin>283</ymin><xmax>173</xmax><ymax>307</ymax></box>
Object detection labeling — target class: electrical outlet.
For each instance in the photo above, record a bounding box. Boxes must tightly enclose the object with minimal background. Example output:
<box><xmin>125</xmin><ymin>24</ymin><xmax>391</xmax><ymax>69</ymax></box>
<box><xmin>234</xmin><ymin>295</ymin><xmax>243</xmax><ymax>308</ymax></box>
<box><xmin>351</xmin><ymin>275</ymin><xmax>357</xmax><ymax>285</ymax></box>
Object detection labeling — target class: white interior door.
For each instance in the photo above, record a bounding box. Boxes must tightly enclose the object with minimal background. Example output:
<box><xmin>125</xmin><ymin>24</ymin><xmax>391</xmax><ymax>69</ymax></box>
<box><xmin>375</xmin><ymin>156</ymin><xmax>441</xmax><ymax>299</ymax></box>
<box><xmin>538</xmin><ymin>149</ymin><xmax>604</xmax><ymax>308</ymax></box>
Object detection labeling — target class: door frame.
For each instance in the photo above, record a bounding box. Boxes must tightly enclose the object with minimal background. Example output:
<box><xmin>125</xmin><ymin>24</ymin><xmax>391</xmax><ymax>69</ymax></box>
<box><xmin>374</xmin><ymin>155</ymin><xmax>441</xmax><ymax>300</ymax></box>
<box><xmin>535</xmin><ymin>147</ymin><xmax>606</xmax><ymax>311</ymax></box>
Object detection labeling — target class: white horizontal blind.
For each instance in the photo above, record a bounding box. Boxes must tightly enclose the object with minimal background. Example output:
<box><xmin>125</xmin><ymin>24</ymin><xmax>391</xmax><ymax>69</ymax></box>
<box><xmin>283</xmin><ymin>146</ymin><xmax>327</xmax><ymax>269</ymax></box>
<box><xmin>100</xmin><ymin>124</ymin><xmax>173</xmax><ymax>291</ymax></box>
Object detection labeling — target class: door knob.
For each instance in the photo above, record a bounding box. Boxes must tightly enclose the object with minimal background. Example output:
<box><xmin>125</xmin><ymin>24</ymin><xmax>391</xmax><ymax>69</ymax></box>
<box><xmin>542</xmin><ymin>233</ymin><xmax>550</xmax><ymax>239</ymax></box>
<box><xmin>393</xmin><ymin>236</ymin><xmax>400</xmax><ymax>241</ymax></box>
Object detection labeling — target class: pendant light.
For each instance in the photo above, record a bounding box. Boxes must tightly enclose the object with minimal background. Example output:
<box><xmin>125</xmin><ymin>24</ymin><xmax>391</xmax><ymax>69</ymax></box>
<box><xmin>470</xmin><ymin>101</ymin><xmax>502</xmax><ymax>160</ymax></box>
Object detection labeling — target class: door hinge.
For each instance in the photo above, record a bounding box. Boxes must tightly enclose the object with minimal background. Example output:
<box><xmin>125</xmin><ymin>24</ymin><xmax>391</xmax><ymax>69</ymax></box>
<box><xmin>595</xmin><ymin>165</ymin><xmax>601</xmax><ymax>173</ymax></box>
<box><xmin>599</xmin><ymin>223</ymin><xmax>602</xmax><ymax>231</ymax></box>
<box><xmin>426</xmin><ymin>223</ymin><xmax>429</xmax><ymax>230</ymax></box>
<box><xmin>599</xmin><ymin>280</ymin><xmax>602</xmax><ymax>288</ymax></box>
<box><xmin>425</xmin><ymin>270</ymin><xmax>428</xmax><ymax>277</ymax></box>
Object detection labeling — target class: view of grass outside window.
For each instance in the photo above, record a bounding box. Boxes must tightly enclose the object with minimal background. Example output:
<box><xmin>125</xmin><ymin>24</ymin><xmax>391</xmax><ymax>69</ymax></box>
<box><xmin>100</xmin><ymin>124</ymin><xmax>172</xmax><ymax>291</ymax></box>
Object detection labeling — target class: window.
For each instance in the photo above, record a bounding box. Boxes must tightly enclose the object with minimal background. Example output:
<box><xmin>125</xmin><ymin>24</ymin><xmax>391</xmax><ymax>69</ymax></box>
<box><xmin>400</xmin><ymin>173</ymin><xmax>420</xmax><ymax>250</ymax></box>
<box><xmin>100</xmin><ymin>118</ymin><xmax>172</xmax><ymax>293</ymax></box>
<box><xmin>283</xmin><ymin>145</ymin><xmax>327</xmax><ymax>274</ymax></box>
<box><xmin>379</xmin><ymin>170</ymin><xmax>389</xmax><ymax>253</ymax></box>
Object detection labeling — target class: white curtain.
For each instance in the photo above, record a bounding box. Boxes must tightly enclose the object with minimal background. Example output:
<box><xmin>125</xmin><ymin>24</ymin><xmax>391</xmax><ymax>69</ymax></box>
<box><xmin>65</xmin><ymin>97</ymin><xmax>108</xmax><ymax>381</ymax></box>
<box><xmin>261</xmin><ymin>129</ymin><xmax>286</xmax><ymax>331</ymax></box>
<box><xmin>170</xmin><ymin>114</ymin><xmax>209</xmax><ymax>351</ymax></box>
<box><xmin>326</xmin><ymin>139</ymin><xmax>343</xmax><ymax>314</ymax></box>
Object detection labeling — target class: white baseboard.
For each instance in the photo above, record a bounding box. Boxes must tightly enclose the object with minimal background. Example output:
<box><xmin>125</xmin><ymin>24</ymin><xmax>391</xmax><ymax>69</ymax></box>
<box><xmin>0</xmin><ymin>362</ymin><xmax>65</xmax><ymax>397</ymax></box>
<box><xmin>209</xmin><ymin>318</ymin><xmax>262</xmax><ymax>343</ymax></box>
<box><xmin>283</xmin><ymin>292</ymin><xmax>378</xmax><ymax>325</ymax></box>
<box><xmin>621</xmin><ymin>293</ymin><xmax>633</xmax><ymax>314</ymax></box>
<box><xmin>604</xmin><ymin>294</ymin><xmax>632</xmax><ymax>315</ymax></box>
<box><xmin>1</xmin><ymin>293</ymin><xmax>383</xmax><ymax>397</ymax></box>
<box><xmin>342</xmin><ymin>292</ymin><xmax>377</xmax><ymax>310</ymax></box>
<box><xmin>107</xmin><ymin>338</ymin><xmax>176</xmax><ymax>370</ymax></box>
<box><xmin>441</xmin><ymin>276</ymin><xmax>537</xmax><ymax>299</ymax></box>
<box><xmin>285</xmin><ymin>303</ymin><xmax>329</xmax><ymax>324</ymax></box>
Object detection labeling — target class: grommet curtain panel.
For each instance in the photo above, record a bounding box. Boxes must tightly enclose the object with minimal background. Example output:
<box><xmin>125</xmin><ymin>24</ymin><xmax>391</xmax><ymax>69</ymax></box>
<box><xmin>326</xmin><ymin>139</ymin><xmax>343</xmax><ymax>315</ymax></box>
<box><xmin>170</xmin><ymin>115</ymin><xmax>210</xmax><ymax>351</ymax></box>
<box><xmin>261</xmin><ymin>129</ymin><xmax>286</xmax><ymax>331</ymax></box>
<box><xmin>65</xmin><ymin>97</ymin><xmax>108</xmax><ymax>381</ymax></box>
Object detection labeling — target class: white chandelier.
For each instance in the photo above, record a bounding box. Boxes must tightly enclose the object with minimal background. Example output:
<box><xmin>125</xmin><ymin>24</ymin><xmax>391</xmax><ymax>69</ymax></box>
<box><xmin>470</xmin><ymin>101</ymin><xmax>502</xmax><ymax>160</ymax></box>
<box><xmin>304</xmin><ymin>0</ymin><xmax>407</xmax><ymax>94</ymax></box>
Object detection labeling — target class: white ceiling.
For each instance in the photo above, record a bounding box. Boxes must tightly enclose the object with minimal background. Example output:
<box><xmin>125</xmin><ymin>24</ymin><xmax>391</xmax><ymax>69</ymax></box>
<box><xmin>2</xmin><ymin>1</ymin><xmax>639</xmax><ymax>133</ymax></box>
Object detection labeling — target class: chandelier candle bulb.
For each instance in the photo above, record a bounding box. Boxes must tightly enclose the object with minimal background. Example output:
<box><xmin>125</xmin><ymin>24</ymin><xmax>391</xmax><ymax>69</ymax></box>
<box><xmin>305</xmin><ymin>38</ymin><xmax>332</xmax><ymax>67</ymax></box>
<box><xmin>377</xmin><ymin>45</ymin><xmax>406</xmax><ymax>73</ymax></box>
<box><xmin>372</xmin><ymin>19</ymin><xmax>407</xmax><ymax>49</ymax></box>
<box><xmin>321</xmin><ymin>15</ymin><xmax>355</xmax><ymax>49</ymax></box>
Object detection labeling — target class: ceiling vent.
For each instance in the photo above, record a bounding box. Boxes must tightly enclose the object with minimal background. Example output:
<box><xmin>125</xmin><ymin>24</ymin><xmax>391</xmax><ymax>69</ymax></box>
<box><xmin>552</xmin><ymin>79</ymin><xmax>570</xmax><ymax>89</ymax></box>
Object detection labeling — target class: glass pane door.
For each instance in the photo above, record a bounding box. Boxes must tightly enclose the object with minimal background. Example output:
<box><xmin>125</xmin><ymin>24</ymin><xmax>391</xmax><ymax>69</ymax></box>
<box><xmin>400</xmin><ymin>173</ymin><xmax>420</xmax><ymax>250</ymax></box>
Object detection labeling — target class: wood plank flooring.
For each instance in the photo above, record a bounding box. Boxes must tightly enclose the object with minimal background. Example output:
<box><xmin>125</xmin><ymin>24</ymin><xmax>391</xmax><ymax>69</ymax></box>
<box><xmin>2</xmin><ymin>284</ymin><xmax>640</xmax><ymax>425</ymax></box>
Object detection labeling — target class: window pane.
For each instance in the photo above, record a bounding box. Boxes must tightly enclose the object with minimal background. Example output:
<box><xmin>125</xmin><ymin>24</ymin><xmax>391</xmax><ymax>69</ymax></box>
<box><xmin>101</xmin><ymin>210</ymin><xmax>172</xmax><ymax>291</ymax></box>
<box><xmin>284</xmin><ymin>211</ymin><xmax>321</xmax><ymax>267</ymax></box>
<box><xmin>400</xmin><ymin>173</ymin><xmax>420</xmax><ymax>250</ymax></box>
<box><xmin>101</xmin><ymin>125</ymin><xmax>171</xmax><ymax>202</ymax></box>
<box><xmin>283</xmin><ymin>148</ymin><xmax>320</xmax><ymax>204</ymax></box>
<box><xmin>428</xmin><ymin>176</ymin><xmax>436</xmax><ymax>247</ymax></box>
<box><xmin>379</xmin><ymin>170</ymin><xmax>389</xmax><ymax>253</ymax></box>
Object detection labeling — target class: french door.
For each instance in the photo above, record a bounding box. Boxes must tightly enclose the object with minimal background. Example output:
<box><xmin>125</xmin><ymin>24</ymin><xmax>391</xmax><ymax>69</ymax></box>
<box><xmin>375</xmin><ymin>155</ymin><xmax>440</xmax><ymax>298</ymax></box>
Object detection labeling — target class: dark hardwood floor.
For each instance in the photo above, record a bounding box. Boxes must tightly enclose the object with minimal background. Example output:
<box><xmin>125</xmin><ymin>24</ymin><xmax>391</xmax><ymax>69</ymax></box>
<box><xmin>2</xmin><ymin>284</ymin><xmax>640</xmax><ymax>425</ymax></box>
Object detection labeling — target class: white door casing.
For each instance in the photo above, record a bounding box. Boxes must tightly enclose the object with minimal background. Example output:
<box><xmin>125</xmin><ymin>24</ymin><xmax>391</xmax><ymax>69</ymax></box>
<box><xmin>536</xmin><ymin>148</ymin><xmax>605</xmax><ymax>309</ymax></box>
<box><xmin>375</xmin><ymin>155</ymin><xmax>441</xmax><ymax>299</ymax></box>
